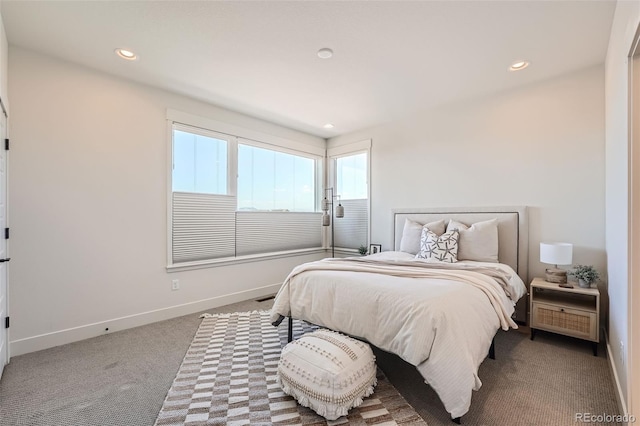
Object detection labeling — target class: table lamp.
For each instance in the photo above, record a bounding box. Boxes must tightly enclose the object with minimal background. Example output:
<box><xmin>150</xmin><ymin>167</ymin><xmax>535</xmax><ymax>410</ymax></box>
<box><xmin>540</xmin><ymin>242</ymin><xmax>573</xmax><ymax>287</ymax></box>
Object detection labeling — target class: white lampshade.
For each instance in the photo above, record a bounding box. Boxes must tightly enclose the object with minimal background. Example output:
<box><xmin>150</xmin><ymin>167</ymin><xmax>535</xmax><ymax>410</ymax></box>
<box><xmin>540</xmin><ymin>242</ymin><xmax>573</xmax><ymax>265</ymax></box>
<box><xmin>335</xmin><ymin>204</ymin><xmax>344</xmax><ymax>218</ymax></box>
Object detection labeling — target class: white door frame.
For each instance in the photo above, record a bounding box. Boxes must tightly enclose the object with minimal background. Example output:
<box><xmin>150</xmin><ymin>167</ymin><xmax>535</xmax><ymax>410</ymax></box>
<box><xmin>0</xmin><ymin>96</ymin><xmax>8</xmax><ymax>379</ymax></box>
<box><xmin>628</xmin><ymin>24</ymin><xmax>640</xmax><ymax>423</ymax></box>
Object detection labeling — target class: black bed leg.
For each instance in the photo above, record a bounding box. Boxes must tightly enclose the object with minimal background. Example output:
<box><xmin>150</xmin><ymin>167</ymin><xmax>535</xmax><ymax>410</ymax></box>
<box><xmin>452</xmin><ymin>417</ymin><xmax>461</xmax><ymax>424</ymax></box>
<box><xmin>287</xmin><ymin>316</ymin><xmax>293</xmax><ymax>342</ymax></box>
<box><xmin>489</xmin><ymin>337</ymin><xmax>496</xmax><ymax>360</ymax></box>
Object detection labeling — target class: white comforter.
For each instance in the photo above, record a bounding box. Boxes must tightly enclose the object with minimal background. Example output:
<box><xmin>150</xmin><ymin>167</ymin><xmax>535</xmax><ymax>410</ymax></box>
<box><xmin>269</xmin><ymin>251</ymin><xmax>526</xmax><ymax>419</ymax></box>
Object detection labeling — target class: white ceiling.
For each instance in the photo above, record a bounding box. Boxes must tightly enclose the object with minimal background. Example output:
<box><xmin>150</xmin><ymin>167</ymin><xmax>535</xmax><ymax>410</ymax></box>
<box><xmin>1</xmin><ymin>0</ymin><xmax>616</xmax><ymax>138</ymax></box>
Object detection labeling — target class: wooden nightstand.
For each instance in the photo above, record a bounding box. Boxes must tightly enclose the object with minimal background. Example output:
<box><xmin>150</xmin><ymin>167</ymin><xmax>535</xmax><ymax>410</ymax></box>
<box><xmin>529</xmin><ymin>277</ymin><xmax>600</xmax><ymax>356</ymax></box>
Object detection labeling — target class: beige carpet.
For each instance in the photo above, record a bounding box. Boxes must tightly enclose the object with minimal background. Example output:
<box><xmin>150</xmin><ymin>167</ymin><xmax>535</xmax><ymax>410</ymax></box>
<box><xmin>155</xmin><ymin>311</ymin><xmax>426</xmax><ymax>425</ymax></box>
<box><xmin>0</xmin><ymin>296</ymin><xmax>621</xmax><ymax>426</ymax></box>
<box><xmin>378</xmin><ymin>326</ymin><xmax>622</xmax><ymax>425</ymax></box>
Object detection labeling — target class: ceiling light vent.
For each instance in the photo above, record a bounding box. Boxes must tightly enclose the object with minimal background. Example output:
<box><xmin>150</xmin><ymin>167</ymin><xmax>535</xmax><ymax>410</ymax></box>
<box><xmin>317</xmin><ymin>48</ymin><xmax>333</xmax><ymax>59</ymax></box>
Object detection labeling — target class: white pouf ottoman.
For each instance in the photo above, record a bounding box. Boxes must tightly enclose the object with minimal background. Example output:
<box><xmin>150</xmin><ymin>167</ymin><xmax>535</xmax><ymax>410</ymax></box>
<box><xmin>277</xmin><ymin>329</ymin><xmax>377</xmax><ymax>420</ymax></box>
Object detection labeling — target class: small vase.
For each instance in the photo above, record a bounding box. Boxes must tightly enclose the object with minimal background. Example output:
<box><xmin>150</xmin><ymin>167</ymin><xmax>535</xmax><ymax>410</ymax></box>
<box><xmin>578</xmin><ymin>279</ymin><xmax>590</xmax><ymax>288</ymax></box>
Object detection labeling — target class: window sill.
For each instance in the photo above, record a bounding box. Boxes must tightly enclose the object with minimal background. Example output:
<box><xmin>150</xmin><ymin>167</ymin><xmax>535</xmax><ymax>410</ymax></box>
<box><xmin>167</xmin><ymin>247</ymin><xmax>326</xmax><ymax>272</ymax></box>
<box><xmin>331</xmin><ymin>248</ymin><xmax>360</xmax><ymax>257</ymax></box>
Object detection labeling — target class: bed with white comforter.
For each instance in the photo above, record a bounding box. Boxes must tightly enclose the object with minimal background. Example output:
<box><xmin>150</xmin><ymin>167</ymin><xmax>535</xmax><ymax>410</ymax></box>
<box><xmin>270</xmin><ymin>251</ymin><xmax>527</xmax><ymax>419</ymax></box>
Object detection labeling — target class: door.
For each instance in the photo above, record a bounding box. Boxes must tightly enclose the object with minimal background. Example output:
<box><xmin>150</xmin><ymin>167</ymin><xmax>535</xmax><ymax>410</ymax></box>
<box><xmin>0</xmin><ymin>105</ymin><xmax>7</xmax><ymax>379</ymax></box>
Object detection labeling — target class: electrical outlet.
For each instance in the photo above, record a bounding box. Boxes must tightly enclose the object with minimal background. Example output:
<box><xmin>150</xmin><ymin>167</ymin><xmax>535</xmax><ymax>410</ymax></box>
<box><xmin>172</xmin><ymin>279</ymin><xmax>180</xmax><ymax>291</ymax></box>
<box><xmin>620</xmin><ymin>341</ymin><xmax>625</xmax><ymax>366</ymax></box>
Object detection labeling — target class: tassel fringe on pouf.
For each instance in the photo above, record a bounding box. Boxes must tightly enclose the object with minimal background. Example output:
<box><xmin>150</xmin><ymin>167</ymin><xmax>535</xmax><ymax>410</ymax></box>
<box><xmin>277</xmin><ymin>329</ymin><xmax>378</xmax><ymax>421</ymax></box>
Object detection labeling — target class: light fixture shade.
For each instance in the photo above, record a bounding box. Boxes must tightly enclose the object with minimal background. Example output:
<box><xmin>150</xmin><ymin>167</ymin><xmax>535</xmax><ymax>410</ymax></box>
<box><xmin>335</xmin><ymin>204</ymin><xmax>344</xmax><ymax>218</ymax></box>
<box><xmin>322</xmin><ymin>198</ymin><xmax>330</xmax><ymax>212</ymax></box>
<box><xmin>322</xmin><ymin>213</ymin><xmax>330</xmax><ymax>226</ymax></box>
<box><xmin>540</xmin><ymin>242</ymin><xmax>573</xmax><ymax>265</ymax></box>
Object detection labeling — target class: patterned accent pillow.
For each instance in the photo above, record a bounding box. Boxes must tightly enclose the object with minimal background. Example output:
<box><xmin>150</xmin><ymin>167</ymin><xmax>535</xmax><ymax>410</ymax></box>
<box><xmin>415</xmin><ymin>228</ymin><xmax>459</xmax><ymax>263</ymax></box>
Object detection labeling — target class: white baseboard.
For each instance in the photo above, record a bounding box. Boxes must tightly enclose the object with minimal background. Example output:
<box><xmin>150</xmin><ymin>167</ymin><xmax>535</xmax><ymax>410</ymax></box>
<box><xmin>9</xmin><ymin>283</ymin><xmax>281</xmax><ymax>357</ymax></box>
<box><xmin>605</xmin><ymin>330</ymin><xmax>628</xmax><ymax>418</ymax></box>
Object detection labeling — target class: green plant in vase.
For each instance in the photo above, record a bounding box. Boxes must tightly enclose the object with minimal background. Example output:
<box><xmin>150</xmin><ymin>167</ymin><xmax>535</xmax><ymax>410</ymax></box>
<box><xmin>358</xmin><ymin>245</ymin><xmax>368</xmax><ymax>256</ymax></box>
<box><xmin>569</xmin><ymin>265</ymin><xmax>599</xmax><ymax>288</ymax></box>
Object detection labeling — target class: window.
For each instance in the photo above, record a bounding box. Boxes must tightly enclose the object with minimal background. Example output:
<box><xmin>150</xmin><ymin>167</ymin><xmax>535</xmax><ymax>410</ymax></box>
<box><xmin>237</xmin><ymin>144</ymin><xmax>315</xmax><ymax>212</ymax></box>
<box><xmin>168</xmin><ymin>117</ymin><xmax>323</xmax><ymax>267</ymax></box>
<box><xmin>173</xmin><ymin>127</ymin><xmax>229</xmax><ymax>194</ymax></box>
<box><xmin>336</xmin><ymin>152</ymin><xmax>367</xmax><ymax>200</ymax></box>
<box><xmin>235</xmin><ymin>139</ymin><xmax>321</xmax><ymax>257</ymax></box>
<box><xmin>328</xmin><ymin>141</ymin><xmax>371</xmax><ymax>251</ymax></box>
<box><xmin>171</xmin><ymin>125</ymin><xmax>236</xmax><ymax>264</ymax></box>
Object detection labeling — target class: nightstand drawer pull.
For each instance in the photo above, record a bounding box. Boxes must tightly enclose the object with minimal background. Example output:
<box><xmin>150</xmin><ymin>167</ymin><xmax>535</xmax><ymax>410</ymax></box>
<box><xmin>560</xmin><ymin>308</ymin><xmax>564</xmax><ymax>312</ymax></box>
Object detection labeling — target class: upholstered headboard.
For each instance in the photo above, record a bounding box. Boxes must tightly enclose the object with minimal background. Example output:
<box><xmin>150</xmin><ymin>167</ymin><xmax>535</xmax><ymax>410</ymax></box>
<box><xmin>392</xmin><ymin>206</ymin><xmax>529</xmax><ymax>283</ymax></box>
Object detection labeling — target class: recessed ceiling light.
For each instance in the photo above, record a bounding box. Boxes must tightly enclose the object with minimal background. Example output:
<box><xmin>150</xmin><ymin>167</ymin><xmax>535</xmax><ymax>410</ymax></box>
<box><xmin>317</xmin><ymin>48</ymin><xmax>333</xmax><ymax>59</ymax></box>
<box><xmin>509</xmin><ymin>60</ymin><xmax>529</xmax><ymax>71</ymax></box>
<box><xmin>323</xmin><ymin>123</ymin><xmax>334</xmax><ymax>129</ymax></box>
<box><xmin>115</xmin><ymin>48</ymin><xmax>138</xmax><ymax>61</ymax></box>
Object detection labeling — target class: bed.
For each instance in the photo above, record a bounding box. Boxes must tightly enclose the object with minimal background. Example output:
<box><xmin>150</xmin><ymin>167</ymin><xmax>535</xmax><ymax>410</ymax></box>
<box><xmin>270</xmin><ymin>206</ymin><xmax>529</xmax><ymax>421</ymax></box>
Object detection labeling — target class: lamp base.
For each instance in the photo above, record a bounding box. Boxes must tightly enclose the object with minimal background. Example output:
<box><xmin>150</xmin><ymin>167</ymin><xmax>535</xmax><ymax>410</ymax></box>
<box><xmin>545</xmin><ymin>268</ymin><xmax>568</xmax><ymax>284</ymax></box>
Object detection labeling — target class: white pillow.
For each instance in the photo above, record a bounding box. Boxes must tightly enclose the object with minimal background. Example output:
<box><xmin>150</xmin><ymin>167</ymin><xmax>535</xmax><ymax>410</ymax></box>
<box><xmin>399</xmin><ymin>219</ymin><xmax>446</xmax><ymax>254</ymax></box>
<box><xmin>415</xmin><ymin>228</ymin><xmax>459</xmax><ymax>263</ymax></box>
<box><xmin>446</xmin><ymin>218</ymin><xmax>499</xmax><ymax>263</ymax></box>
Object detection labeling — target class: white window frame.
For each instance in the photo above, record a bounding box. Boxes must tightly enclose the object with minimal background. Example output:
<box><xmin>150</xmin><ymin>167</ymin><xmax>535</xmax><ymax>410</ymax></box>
<box><xmin>166</xmin><ymin>110</ymin><xmax>325</xmax><ymax>271</ymax></box>
<box><xmin>172</xmin><ymin>122</ymin><xmax>237</xmax><ymax>196</ymax></box>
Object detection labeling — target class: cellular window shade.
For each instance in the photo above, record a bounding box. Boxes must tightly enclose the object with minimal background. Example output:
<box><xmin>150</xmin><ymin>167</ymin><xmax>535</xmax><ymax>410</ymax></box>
<box><xmin>172</xmin><ymin>192</ymin><xmax>236</xmax><ymax>263</ymax></box>
<box><xmin>333</xmin><ymin>199</ymin><xmax>369</xmax><ymax>249</ymax></box>
<box><xmin>236</xmin><ymin>212</ymin><xmax>322</xmax><ymax>256</ymax></box>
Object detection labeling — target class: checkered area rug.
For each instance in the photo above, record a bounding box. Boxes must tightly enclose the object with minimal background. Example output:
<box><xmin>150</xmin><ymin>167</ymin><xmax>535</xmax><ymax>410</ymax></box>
<box><xmin>154</xmin><ymin>310</ymin><xmax>427</xmax><ymax>426</ymax></box>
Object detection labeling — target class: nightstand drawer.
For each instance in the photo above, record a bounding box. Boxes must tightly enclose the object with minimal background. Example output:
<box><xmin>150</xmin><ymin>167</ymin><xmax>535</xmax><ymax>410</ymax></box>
<box><xmin>531</xmin><ymin>302</ymin><xmax>597</xmax><ymax>341</ymax></box>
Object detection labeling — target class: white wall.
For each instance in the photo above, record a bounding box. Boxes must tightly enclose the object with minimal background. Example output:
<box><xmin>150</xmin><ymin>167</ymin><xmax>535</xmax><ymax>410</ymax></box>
<box><xmin>330</xmin><ymin>66</ymin><xmax>606</xmax><ymax>283</ymax></box>
<box><xmin>0</xmin><ymin>8</ymin><xmax>7</xmax><ymax>105</ymax></box>
<box><xmin>7</xmin><ymin>47</ymin><xmax>326</xmax><ymax>355</ymax></box>
<box><xmin>604</xmin><ymin>0</ymin><xmax>640</xmax><ymax>416</ymax></box>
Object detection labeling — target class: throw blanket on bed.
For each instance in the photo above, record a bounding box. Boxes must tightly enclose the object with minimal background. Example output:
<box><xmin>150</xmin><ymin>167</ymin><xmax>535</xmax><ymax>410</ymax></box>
<box><xmin>270</xmin><ymin>257</ymin><xmax>518</xmax><ymax>330</ymax></box>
